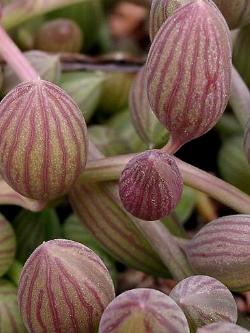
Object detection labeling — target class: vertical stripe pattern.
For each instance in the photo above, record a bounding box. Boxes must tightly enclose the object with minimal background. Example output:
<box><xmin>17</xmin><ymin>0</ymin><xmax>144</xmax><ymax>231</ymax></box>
<box><xmin>146</xmin><ymin>0</ymin><xmax>232</xmax><ymax>150</ymax></box>
<box><xmin>18</xmin><ymin>239</ymin><xmax>115</xmax><ymax>333</ymax></box>
<box><xmin>186</xmin><ymin>214</ymin><xmax>250</xmax><ymax>291</ymax></box>
<box><xmin>0</xmin><ymin>217</ymin><xmax>16</xmax><ymax>277</ymax></box>
<box><xmin>129</xmin><ymin>66</ymin><xmax>167</xmax><ymax>145</ymax></box>
<box><xmin>197</xmin><ymin>322</ymin><xmax>249</xmax><ymax>333</ymax></box>
<box><xmin>170</xmin><ymin>275</ymin><xmax>237</xmax><ymax>331</ymax></box>
<box><xmin>149</xmin><ymin>0</ymin><xmax>190</xmax><ymax>41</ymax></box>
<box><xmin>119</xmin><ymin>149</ymin><xmax>183</xmax><ymax>221</ymax></box>
<box><xmin>99</xmin><ymin>288</ymin><xmax>190</xmax><ymax>333</ymax></box>
<box><xmin>0</xmin><ymin>279</ymin><xmax>26</xmax><ymax>333</ymax></box>
<box><xmin>0</xmin><ymin>79</ymin><xmax>88</xmax><ymax>201</ymax></box>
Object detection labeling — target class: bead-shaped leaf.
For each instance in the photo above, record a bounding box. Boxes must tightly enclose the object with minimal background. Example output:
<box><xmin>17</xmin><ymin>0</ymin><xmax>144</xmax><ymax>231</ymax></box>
<box><xmin>35</xmin><ymin>18</ymin><xmax>83</xmax><ymax>53</ymax></box>
<box><xmin>149</xmin><ymin>0</ymin><xmax>189</xmax><ymax>40</ymax></box>
<box><xmin>197</xmin><ymin>322</ymin><xmax>250</xmax><ymax>333</ymax></box>
<box><xmin>69</xmin><ymin>142</ymin><xmax>170</xmax><ymax>277</ymax></box>
<box><xmin>99</xmin><ymin>288</ymin><xmax>190</xmax><ymax>333</ymax></box>
<box><xmin>18</xmin><ymin>239</ymin><xmax>115</xmax><ymax>333</ymax></box>
<box><xmin>170</xmin><ymin>275</ymin><xmax>237</xmax><ymax>332</ymax></box>
<box><xmin>129</xmin><ymin>66</ymin><xmax>168</xmax><ymax>146</ymax></box>
<box><xmin>0</xmin><ymin>216</ymin><xmax>16</xmax><ymax>277</ymax></box>
<box><xmin>119</xmin><ymin>149</ymin><xmax>183</xmax><ymax>220</ymax></box>
<box><xmin>3</xmin><ymin>50</ymin><xmax>61</xmax><ymax>94</ymax></box>
<box><xmin>146</xmin><ymin>0</ymin><xmax>232</xmax><ymax>151</ymax></box>
<box><xmin>0</xmin><ymin>80</ymin><xmax>88</xmax><ymax>200</ymax></box>
<box><xmin>0</xmin><ymin>279</ymin><xmax>26</xmax><ymax>332</ymax></box>
<box><xmin>185</xmin><ymin>214</ymin><xmax>250</xmax><ymax>291</ymax></box>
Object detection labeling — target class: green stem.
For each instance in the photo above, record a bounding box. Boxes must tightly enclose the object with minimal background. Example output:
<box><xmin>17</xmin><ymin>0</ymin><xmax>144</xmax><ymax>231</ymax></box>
<box><xmin>82</xmin><ymin>153</ymin><xmax>250</xmax><ymax>214</ymax></box>
<box><xmin>1</xmin><ymin>0</ymin><xmax>88</xmax><ymax>30</ymax></box>
<box><xmin>6</xmin><ymin>260</ymin><xmax>23</xmax><ymax>286</ymax></box>
<box><xmin>230</xmin><ymin>66</ymin><xmax>250</xmax><ymax>128</ymax></box>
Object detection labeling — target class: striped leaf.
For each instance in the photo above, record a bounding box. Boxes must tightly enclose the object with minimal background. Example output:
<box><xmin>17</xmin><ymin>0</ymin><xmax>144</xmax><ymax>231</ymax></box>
<box><xmin>186</xmin><ymin>215</ymin><xmax>250</xmax><ymax>291</ymax></box>
<box><xmin>35</xmin><ymin>19</ymin><xmax>83</xmax><ymax>53</ymax></box>
<box><xmin>18</xmin><ymin>239</ymin><xmax>115</xmax><ymax>333</ymax></box>
<box><xmin>99</xmin><ymin>288</ymin><xmax>190</xmax><ymax>333</ymax></box>
<box><xmin>197</xmin><ymin>322</ymin><xmax>249</xmax><ymax>333</ymax></box>
<box><xmin>0</xmin><ymin>216</ymin><xmax>16</xmax><ymax>278</ymax></box>
<box><xmin>0</xmin><ymin>80</ymin><xmax>88</xmax><ymax>201</ymax></box>
<box><xmin>3</xmin><ymin>50</ymin><xmax>61</xmax><ymax>94</ymax></box>
<box><xmin>0</xmin><ymin>279</ymin><xmax>26</xmax><ymax>333</ymax></box>
<box><xmin>119</xmin><ymin>149</ymin><xmax>183</xmax><ymax>220</ymax></box>
<box><xmin>170</xmin><ymin>275</ymin><xmax>237</xmax><ymax>332</ymax></box>
<box><xmin>234</xmin><ymin>24</ymin><xmax>250</xmax><ymax>88</ymax></box>
<box><xmin>146</xmin><ymin>0</ymin><xmax>231</xmax><ymax>151</ymax></box>
<box><xmin>149</xmin><ymin>0</ymin><xmax>189</xmax><ymax>41</ymax></box>
<box><xmin>129</xmin><ymin>66</ymin><xmax>168</xmax><ymax>146</ymax></box>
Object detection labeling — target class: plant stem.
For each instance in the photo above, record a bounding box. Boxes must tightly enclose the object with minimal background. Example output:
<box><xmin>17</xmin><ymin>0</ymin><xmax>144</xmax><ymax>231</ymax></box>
<box><xmin>6</xmin><ymin>260</ymin><xmax>23</xmax><ymax>286</ymax></box>
<box><xmin>0</xmin><ymin>25</ymin><xmax>38</xmax><ymax>81</ymax></box>
<box><xmin>82</xmin><ymin>154</ymin><xmax>250</xmax><ymax>214</ymax></box>
<box><xmin>1</xmin><ymin>0</ymin><xmax>88</xmax><ymax>30</ymax></box>
<box><xmin>136</xmin><ymin>219</ymin><xmax>193</xmax><ymax>280</ymax></box>
<box><xmin>230</xmin><ymin>66</ymin><xmax>250</xmax><ymax>128</ymax></box>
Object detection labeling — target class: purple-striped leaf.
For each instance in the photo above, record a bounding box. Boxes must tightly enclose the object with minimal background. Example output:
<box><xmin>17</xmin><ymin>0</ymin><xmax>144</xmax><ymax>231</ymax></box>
<box><xmin>185</xmin><ymin>214</ymin><xmax>250</xmax><ymax>291</ymax></box>
<box><xmin>129</xmin><ymin>66</ymin><xmax>167</xmax><ymax>145</ymax></box>
<box><xmin>99</xmin><ymin>288</ymin><xmax>190</xmax><ymax>333</ymax></box>
<box><xmin>146</xmin><ymin>0</ymin><xmax>232</xmax><ymax>151</ymax></box>
<box><xmin>0</xmin><ymin>64</ymin><xmax>3</xmax><ymax>90</ymax></box>
<box><xmin>35</xmin><ymin>19</ymin><xmax>83</xmax><ymax>53</ymax></box>
<box><xmin>0</xmin><ymin>217</ymin><xmax>16</xmax><ymax>277</ymax></box>
<box><xmin>213</xmin><ymin>0</ymin><xmax>250</xmax><ymax>29</ymax></box>
<box><xmin>149</xmin><ymin>0</ymin><xmax>190</xmax><ymax>41</ymax></box>
<box><xmin>69</xmin><ymin>182</ymin><xmax>170</xmax><ymax>277</ymax></box>
<box><xmin>170</xmin><ymin>275</ymin><xmax>237</xmax><ymax>332</ymax></box>
<box><xmin>0</xmin><ymin>80</ymin><xmax>88</xmax><ymax>201</ymax></box>
<box><xmin>0</xmin><ymin>279</ymin><xmax>26</xmax><ymax>333</ymax></box>
<box><xmin>197</xmin><ymin>322</ymin><xmax>250</xmax><ymax>333</ymax></box>
<box><xmin>18</xmin><ymin>239</ymin><xmax>115</xmax><ymax>333</ymax></box>
<box><xmin>119</xmin><ymin>149</ymin><xmax>183</xmax><ymax>220</ymax></box>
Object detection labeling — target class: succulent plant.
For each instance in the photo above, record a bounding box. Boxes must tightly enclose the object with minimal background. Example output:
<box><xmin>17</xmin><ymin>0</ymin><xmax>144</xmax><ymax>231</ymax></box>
<box><xmin>99</xmin><ymin>288</ymin><xmax>190</xmax><ymax>333</ymax></box>
<box><xmin>0</xmin><ymin>64</ymin><xmax>3</xmax><ymax>90</ymax></box>
<box><xmin>149</xmin><ymin>0</ymin><xmax>189</xmax><ymax>41</ymax></box>
<box><xmin>0</xmin><ymin>279</ymin><xmax>26</xmax><ymax>332</ymax></box>
<box><xmin>170</xmin><ymin>275</ymin><xmax>237</xmax><ymax>332</ymax></box>
<box><xmin>233</xmin><ymin>24</ymin><xmax>250</xmax><ymax>88</ymax></box>
<box><xmin>18</xmin><ymin>239</ymin><xmax>115</xmax><ymax>333</ymax></box>
<box><xmin>0</xmin><ymin>216</ymin><xmax>16</xmax><ymax>278</ymax></box>
<box><xmin>35</xmin><ymin>19</ymin><xmax>83</xmax><ymax>53</ymax></box>
<box><xmin>3</xmin><ymin>50</ymin><xmax>61</xmax><ymax>94</ymax></box>
<box><xmin>63</xmin><ymin>215</ymin><xmax>117</xmax><ymax>283</ymax></box>
<box><xmin>0</xmin><ymin>80</ymin><xmax>88</xmax><ymax>201</ymax></box>
<box><xmin>185</xmin><ymin>214</ymin><xmax>250</xmax><ymax>291</ymax></box>
<box><xmin>244</xmin><ymin>118</ymin><xmax>250</xmax><ymax>163</ymax></box>
<box><xmin>98</xmin><ymin>71</ymin><xmax>135</xmax><ymax>114</ymax></box>
<box><xmin>59</xmin><ymin>71</ymin><xmax>105</xmax><ymax>122</ymax></box>
<box><xmin>13</xmin><ymin>209</ymin><xmax>61</xmax><ymax>263</ymax></box>
<box><xmin>213</xmin><ymin>0</ymin><xmax>250</xmax><ymax>29</ymax></box>
<box><xmin>129</xmin><ymin>66</ymin><xmax>168</xmax><ymax>146</ymax></box>
<box><xmin>197</xmin><ymin>322</ymin><xmax>250</xmax><ymax>333</ymax></box>
<box><xmin>119</xmin><ymin>149</ymin><xmax>183</xmax><ymax>220</ymax></box>
<box><xmin>218</xmin><ymin>136</ymin><xmax>250</xmax><ymax>194</ymax></box>
<box><xmin>146</xmin><ymin>0</ymin><xmax>232</xmax><ymax>151</ymax></box>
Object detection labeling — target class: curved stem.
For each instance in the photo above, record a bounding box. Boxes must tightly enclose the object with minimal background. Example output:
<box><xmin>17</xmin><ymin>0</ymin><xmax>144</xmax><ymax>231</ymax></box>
<box><xmin>230</xmin><ymin>66</ymin><xmax>250</xmax><ymax>128</ymax></box>
<box><xmin>161</xmin><ymin>135</ymin><xmax>183</xmax><ymax>154</ymax></box>
<box><xmin>82</xmin><ymin>153</ymin><xmax>250</xmax><ymax>214</ymax></box>
<box><xmin>0</xmin><ymin>25</ymin><xmax>39</xmax><ymax>81</ymax></box>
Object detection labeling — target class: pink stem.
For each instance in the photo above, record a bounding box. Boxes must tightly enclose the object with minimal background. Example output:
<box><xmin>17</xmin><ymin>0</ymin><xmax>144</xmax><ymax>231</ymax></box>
<box><xmin>0</xmin><ymin>25</ymin><xmax>39</xmax><ymax>82</ymax></box>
